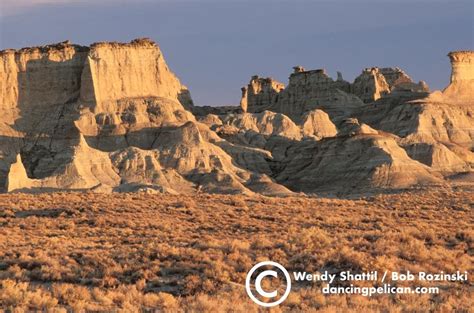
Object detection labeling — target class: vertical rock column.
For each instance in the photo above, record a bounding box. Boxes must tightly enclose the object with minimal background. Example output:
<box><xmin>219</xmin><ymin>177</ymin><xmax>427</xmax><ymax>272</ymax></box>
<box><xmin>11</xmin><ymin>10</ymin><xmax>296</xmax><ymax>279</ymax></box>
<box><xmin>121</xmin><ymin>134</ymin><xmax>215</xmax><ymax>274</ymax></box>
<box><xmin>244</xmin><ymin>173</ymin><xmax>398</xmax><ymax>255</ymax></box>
<box><xmin>443</xmin><ymin>51</ymin><xmax>474</xmax><ymax>102</ymax></box>
<box><xmin>449</xmin><ymin>51</ymin><xmax>474</xmax><ymax>82</ymax></box>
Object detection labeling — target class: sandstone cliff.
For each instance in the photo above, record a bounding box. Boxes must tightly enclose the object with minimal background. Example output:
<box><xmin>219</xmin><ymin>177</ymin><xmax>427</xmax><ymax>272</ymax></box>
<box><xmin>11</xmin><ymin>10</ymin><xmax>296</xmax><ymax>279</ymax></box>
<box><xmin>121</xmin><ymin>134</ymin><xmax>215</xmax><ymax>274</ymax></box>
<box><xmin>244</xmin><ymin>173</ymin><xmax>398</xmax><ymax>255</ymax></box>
<box><xmin>0</xmin><ymin>39</ymin><xmax>293</xmax><ymax>195</ymax></box>
<box><xmin>81</xmin><ymin>39</ymin><xmax>193</xmax><ymax>110</ymax></box>
<box><xmin>1</xmin><ymin>40</ymin><xmax>472</xmax><ymax>195</ymax></box>
<box><xmin>0</xmin><ymin>39</ymin><xmax>195</xmax><ymax>192</ymax></box>
<box><xmin>353</xmin><ymin>52</ymin><xmax>474</xmax><ymax>175</ymax></box>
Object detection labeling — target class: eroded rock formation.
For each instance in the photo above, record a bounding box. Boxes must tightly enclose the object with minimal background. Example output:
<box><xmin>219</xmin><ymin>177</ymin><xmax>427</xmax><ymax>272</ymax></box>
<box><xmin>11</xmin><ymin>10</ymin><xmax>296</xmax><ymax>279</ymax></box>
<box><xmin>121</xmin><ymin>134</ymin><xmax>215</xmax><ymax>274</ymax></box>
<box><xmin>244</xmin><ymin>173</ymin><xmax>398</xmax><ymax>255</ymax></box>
<box><xmin>302</xmin><ymin>109</ymin><xmax>338</xmax><ymax>139</ymax></box>
<box><xmin>240</xmin><ymin>65</ymin><xmax>430</xmax><ymax>122</ymax></box>
<box><xmin>0</xmin><ymin>39</ymin><xmax>199</xmax><ymax>192</ymax></box>
<box><xmin>240</xmin><ymin>67</ymin><xmax>361</xmax><ymax>122</ymax></box>
<box><xmin>352</xmin><ymin>67</ymin><xmax>391</xmax><ymax>103</ymax></box>
<box><xmin>442</xmin><ymin>51</ymin><xmax>474</xmax><ymax>103</ymax></box>
<box><xmin>1</xmin><ymin>40</ymin><xmax>472</xmax><ymax>195</ymax></box>
<box><xmin>240</xmin><ymin>75</ymin><xmax>285</xmax><ymax>113</ymax></box>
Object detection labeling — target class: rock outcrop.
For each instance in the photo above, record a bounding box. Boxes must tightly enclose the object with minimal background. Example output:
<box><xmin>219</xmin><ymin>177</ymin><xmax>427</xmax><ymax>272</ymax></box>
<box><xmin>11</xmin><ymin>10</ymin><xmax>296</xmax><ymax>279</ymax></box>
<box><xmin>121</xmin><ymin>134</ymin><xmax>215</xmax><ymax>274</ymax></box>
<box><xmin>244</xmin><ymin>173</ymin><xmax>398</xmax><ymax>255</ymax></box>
<box><xmin>301</xmin><ymin>109</ymin><xmax>338</xmax><ymax>139</ymax></box>
<box><xmin>0</xmin><ymin>39</ymin><xmax>195</xmax><ymax>191</ymax></box>
<box><xmin>240</xmin><ymin>67</ymin><xmax>362</xmax><ymax>122</ymax></box>
<box><xmin>239</xmin><ymin>65</ymin><xmax>430</xmax><ymax>123</ymax></box>
<box><xmin>274</xmin><ymin>123</ymin><xmax>441</xmax><ymax>194</ymax></box>
<box><xmin>1</xmin><ymin>39</ymin><xmax>295</xmax><ymax>195</ymax></box>
<box><xmin>351</xmin><ymin>67</ymin><xmax>429</xmax><ymax>103</ymax></box>
<box><xmin>1</xmin><ymin>40</ymin><xmax>472</xmax><ymax>195</ymax></box>
<box><xmin>221</xmin><ymin>111</ymin><xmax>301</xmax><ymax>140</ymax></box>
<box><xmin>82</xmin><ymin>39</ymin><xmax>193</xmax><ymax>110</ymax></box>
<box><xmin>354</xmin><ymin>52</ymin><xmax>474</xmax><ymax>175</ymax></box>
<box><xmin>240</xmin><ymin>76</ymin><xmax>285</xmax><ymax>113</ymax></box>
<box><xmin>352</xmin><ymin>67</ymin><xmax>391</xmax><ymax>103</ymax></box>
<box><xmin>442</xmin><ymin>51</ymin><xmax>474</xmax><ymax>103</ymax></box>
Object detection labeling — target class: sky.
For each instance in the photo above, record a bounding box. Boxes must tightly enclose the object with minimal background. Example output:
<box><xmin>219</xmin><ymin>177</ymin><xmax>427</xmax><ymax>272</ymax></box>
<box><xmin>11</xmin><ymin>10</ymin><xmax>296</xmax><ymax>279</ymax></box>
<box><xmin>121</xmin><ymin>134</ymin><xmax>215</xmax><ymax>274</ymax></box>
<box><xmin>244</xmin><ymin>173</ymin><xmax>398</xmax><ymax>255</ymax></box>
<box><xmin>0</xmin><ymin>0</ymin><xmax>473</xmax><ymax>106</ymax></box>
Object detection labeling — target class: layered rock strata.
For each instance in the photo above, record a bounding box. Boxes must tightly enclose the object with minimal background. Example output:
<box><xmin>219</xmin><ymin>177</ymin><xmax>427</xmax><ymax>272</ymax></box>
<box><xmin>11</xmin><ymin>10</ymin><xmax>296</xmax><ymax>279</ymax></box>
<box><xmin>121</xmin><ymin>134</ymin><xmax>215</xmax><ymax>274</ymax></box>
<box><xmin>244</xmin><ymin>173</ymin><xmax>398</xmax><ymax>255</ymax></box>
<box><xmin>1</xmin><ymin>41</ymin><xmax>472</xmax><ymax>195</ymax></box>
<box><xmin>240</xmin><ymin>65</ymin><xmax>429</xmax><ymax>121</ymax></box>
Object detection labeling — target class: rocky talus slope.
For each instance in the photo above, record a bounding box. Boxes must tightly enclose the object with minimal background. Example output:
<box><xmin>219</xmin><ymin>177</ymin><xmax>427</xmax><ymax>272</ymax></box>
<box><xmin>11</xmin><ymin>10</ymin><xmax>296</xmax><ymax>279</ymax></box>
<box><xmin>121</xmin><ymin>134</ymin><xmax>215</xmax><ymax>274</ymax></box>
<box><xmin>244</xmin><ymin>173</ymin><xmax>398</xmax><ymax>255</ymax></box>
<box><xmin>1</xmin><ymin>40</ymin><xmax>472</xmax><ymax>195</ymax></box>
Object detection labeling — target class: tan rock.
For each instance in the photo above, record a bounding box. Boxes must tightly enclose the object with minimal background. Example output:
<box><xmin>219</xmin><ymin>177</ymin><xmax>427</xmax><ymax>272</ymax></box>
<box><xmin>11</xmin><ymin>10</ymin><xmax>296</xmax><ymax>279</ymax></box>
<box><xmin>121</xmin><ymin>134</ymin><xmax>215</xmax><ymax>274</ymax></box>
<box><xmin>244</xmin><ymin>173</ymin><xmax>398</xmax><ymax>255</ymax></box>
<box><xmin>222</xmin><ymin>111</ymin><xmax>302</xmax><ymax>140</ymax></box>
<box><xmin>6</xmin><ymin>154</ymin><xmax>33</xmax><ymax>192</ymax></box>
<box><xmin>379</xmin><ymin>67</ymin><xmax>429</xmax><ymax>93</ymax></box>
<box><xmin>441</xmin><ymin>51</ymin><xmax>474</xmax><ymax>104</ymax></box>
<box><xmin>1</xmin><ymin>40</ymin><xmax>472</xmax><ymax>195</ymax></box>
<box><xmin>0</xmin><ymin>39</ymin><xmax>200</xmax><ymax>191</ymax></box>
<box><xmin>240</xmin><ymin>76</ymin><xmax>285</xmax><ymax>113</ymax></box>
<box><xmin>302</xmin><ymin>109</ymin><xmax>338</xmax><ymax>139</ymax></box>
<box><xmin>355</xmin><ymin>51</ymin><xmax>474</xmax><ymax>175</ymax></box>
<box><xmin>81</xmin><ymin>38</ymin><xmax>193</xmax><ymax>110</ymax></box>
<box><xmin>241</xmin><ymin>68</ymin><xmax>361</xmax><ymax>122</ymax></box>
<box><xmin>352</xmin><ymin>67</ymin><xmax>391</xmax><ymax>103</ymax></box>
<box><xmin>196</xmin><ymin>114</ymin><xmax>223</xmax><ymax>128</ymax></box>
<box><xmin>275</xmin><ymin>131</ymin><xmax>441</xmax><ymax>194</ymax></box>
<box><xmin>338</xmin><ymin>118</ymin><xmax>379</xmax><ymax>137</ymax></box>
<box><xmin>7</xmin><ymin>134</ymin><xmax>121</xmax><ymax>192</ymax></box>
<box><xmin>403</xmin><ymin>142</ymin><xmax>470</xmax><ymax>173</ymax></box>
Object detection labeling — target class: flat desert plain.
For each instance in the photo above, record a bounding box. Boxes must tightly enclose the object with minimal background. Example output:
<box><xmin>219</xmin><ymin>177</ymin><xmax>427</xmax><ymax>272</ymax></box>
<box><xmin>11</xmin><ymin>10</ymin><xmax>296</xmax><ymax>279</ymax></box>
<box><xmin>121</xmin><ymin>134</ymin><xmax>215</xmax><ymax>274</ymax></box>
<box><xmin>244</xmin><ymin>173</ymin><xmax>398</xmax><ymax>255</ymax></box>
<box><xmin>0</xmin><ymin>186</ymin><xmax>472</xmax><ymax>312</ymax></box>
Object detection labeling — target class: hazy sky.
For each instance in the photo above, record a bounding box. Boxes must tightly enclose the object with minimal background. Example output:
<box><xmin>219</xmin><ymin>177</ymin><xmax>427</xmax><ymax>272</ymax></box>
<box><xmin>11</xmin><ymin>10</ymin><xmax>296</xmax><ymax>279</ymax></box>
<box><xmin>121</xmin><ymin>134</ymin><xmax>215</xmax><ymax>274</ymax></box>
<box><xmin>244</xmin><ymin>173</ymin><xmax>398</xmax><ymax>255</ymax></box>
<box><xmin>0</xmin><ymin>0</ymin><xmax>473</xmax><ymax>105</ymax></box>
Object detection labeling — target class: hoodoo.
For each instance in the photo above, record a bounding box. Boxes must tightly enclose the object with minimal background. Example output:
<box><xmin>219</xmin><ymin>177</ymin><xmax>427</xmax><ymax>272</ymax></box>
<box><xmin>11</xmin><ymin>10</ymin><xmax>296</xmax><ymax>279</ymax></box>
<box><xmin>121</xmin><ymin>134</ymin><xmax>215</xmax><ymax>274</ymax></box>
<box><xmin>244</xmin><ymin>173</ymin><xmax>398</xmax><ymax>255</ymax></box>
<box><xmin>442</xmin><ymin>51</ymin><xmax>474</xmax><ymax>103</ymax></box>
<box><xmin>448</xmin><ymin>51</ymin><xmax>474</xmax><ymax>82</ymax></box>
<box><xmin>0</xmin><ymin>39</ymin><xmax>472</xmax><ymax>195</ymax></box>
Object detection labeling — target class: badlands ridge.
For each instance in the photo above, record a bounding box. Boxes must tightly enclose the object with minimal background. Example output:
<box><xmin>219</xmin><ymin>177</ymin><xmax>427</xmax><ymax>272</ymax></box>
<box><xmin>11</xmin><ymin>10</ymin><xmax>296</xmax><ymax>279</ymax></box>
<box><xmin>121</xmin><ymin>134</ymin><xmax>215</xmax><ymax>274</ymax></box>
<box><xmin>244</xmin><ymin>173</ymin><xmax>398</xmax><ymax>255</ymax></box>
<box><xmin>0</xmin><ymin>39</ymin><xmax>473</xmax><ymax>195</ymax></box>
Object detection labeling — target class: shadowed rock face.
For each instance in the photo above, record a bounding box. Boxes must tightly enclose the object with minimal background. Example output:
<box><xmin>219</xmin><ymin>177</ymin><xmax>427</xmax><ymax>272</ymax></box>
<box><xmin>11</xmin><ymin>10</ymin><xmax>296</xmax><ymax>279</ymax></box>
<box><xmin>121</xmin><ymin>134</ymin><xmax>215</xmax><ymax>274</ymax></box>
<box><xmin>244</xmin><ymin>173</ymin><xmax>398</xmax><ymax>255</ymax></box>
<box><xmin>1</xmin><ymin>41</ymin><xmax>472</xmax><ymax>195</ymax></box>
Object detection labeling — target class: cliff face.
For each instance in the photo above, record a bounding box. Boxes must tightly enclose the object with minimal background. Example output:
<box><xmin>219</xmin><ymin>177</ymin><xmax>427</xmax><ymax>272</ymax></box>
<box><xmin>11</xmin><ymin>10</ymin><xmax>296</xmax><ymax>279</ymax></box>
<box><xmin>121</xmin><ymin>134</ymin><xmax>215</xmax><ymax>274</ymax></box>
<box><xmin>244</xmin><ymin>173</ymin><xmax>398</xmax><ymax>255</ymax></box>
<box><xmin>0</xmin><ymin>42</ymin><xmax>90</xmax><ymax>187</ymax></box>
<box><xmin>0</xmin><ymin>41</ymin><xmax>472</xmax><ymax>195</ymax></box>
<box><xmin>0</xmin><ymin>39</ymin><xmax>292</xmax><ymax>195</ymax></box>
<box><xmin>0</xmin><ymin>39</ymin><xmax>192</xmax><ymax>125</ymax></box>
<box><xmin>351</xmin><ymin>67</ymin><xmax>428</xmax><ymax>103</ymax></box>
<box><xmin>0</xmin><ymin>39</ymin><xmax>194</xmax><ymax>191</ymax></box>
<box><xmin>0</xmin><ymin>42</ymin><xmax>88</xmax><ymax>126</ymax></box>
<box><xmin>81</xmin><ymin>39</ymin><xmax>193</xmax><ymax>110</ymax></box>
<box><xmin>285</xmin><ymin>67</ymin><xmax>351</xmax><ymax>99</ymax></box>
<box><xmin>235</xmin><ymin>51</ymin><xmax>473</xmax><ymax>185</ymax></box>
